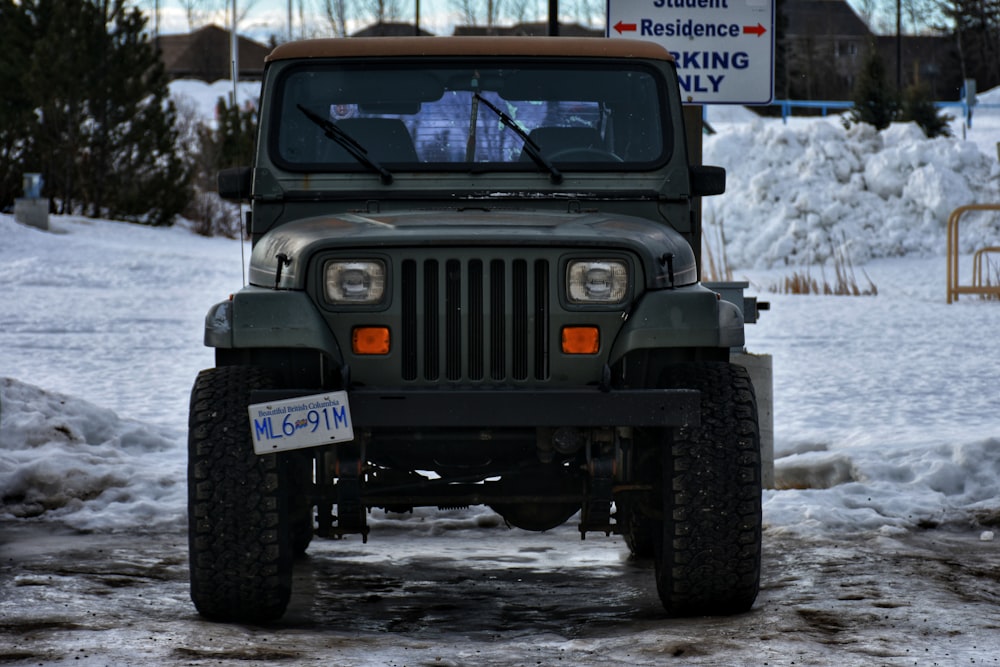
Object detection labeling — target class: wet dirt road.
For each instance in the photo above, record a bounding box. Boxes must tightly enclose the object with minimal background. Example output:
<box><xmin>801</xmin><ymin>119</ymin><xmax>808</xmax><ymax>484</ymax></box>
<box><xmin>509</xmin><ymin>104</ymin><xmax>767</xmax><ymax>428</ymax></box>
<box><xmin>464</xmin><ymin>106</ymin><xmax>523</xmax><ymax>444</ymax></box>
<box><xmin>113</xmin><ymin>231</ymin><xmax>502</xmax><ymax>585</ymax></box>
<box><xmin>2</xmin><ymin>520</ymin><xmax>998</xmax><ymax>666</ymax></box>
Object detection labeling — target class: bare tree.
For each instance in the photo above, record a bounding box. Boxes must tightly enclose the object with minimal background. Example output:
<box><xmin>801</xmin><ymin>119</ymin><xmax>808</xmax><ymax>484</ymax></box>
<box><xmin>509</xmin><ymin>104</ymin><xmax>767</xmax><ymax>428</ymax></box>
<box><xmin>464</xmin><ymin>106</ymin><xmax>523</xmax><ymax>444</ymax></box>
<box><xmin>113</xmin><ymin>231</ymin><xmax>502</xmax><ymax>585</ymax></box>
<box><xmin>855</xmin><ymin>0</ymin><xmax>879</xmax><ymax>29</ymax></box>
<box><xmin>177</xmin><ymin>0</ymin><xmax>213</xmax><ymax>28</ymax></box>
<box><xmin>505</xmin><ymin>0</ymin><xmax>532</xmax><ymax>24</ymax></box>
<box><xmin>177</xmin><ymin>0</ymin><xmax>258</xmax><ymax>30</ymax></box>
<box><xmin>359</xmin><ymin>0</ymin><xmax>403</xmax><ymax>25</ymax></box>
<box><xmin>451</xmin><ymin>0</ymin><xmax>502</xmax><ymax>27</ymax></box>
<box><xmin>322</xmin><ymin>0</ymin><xmax>351</xmax><ymax>36</ymax></box>
<box><xmin>902</xmin><ymin>0</ymin><xmax>947</xmax><ymax>34</ymax></box>
<box><xmin>571</xmin><ymin>0</ymin><xmax>601</xmax><ymax>27</ymax></box>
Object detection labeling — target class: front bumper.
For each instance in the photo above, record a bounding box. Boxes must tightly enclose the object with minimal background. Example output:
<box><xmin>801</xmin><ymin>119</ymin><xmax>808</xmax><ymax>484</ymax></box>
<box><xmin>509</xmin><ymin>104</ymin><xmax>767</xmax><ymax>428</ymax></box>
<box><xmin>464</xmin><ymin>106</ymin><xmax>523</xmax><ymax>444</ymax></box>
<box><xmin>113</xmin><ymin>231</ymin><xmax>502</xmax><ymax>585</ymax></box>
<box><xmin>250</xmin><ymin>387</ymin><xmax>700</xmax><ymax>429</ymax></box>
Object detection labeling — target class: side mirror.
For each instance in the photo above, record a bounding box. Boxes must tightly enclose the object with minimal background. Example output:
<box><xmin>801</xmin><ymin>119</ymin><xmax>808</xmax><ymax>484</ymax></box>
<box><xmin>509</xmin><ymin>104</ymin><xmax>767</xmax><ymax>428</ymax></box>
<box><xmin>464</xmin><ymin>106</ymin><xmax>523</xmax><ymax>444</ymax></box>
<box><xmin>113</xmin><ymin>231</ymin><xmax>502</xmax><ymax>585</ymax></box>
<box><xmin>690</xmin><ymin>165</ymin><xmax>726</xmax><ymax>197</ymax></box>
<box><xmin>218</xmin><ymin>166</ymin><xmax>252</xmax><ymax>201</ymax></box>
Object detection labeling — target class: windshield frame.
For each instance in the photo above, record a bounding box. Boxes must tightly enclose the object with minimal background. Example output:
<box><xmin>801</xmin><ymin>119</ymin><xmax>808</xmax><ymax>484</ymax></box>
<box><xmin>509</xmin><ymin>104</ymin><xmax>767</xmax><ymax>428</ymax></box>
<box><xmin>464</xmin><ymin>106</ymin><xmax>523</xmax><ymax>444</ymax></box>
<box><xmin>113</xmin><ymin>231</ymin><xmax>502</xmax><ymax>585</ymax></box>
<box><xmin>267</xmin><ymin>57</ymin><xmax>674</xmax><ymax>177</ymax></box>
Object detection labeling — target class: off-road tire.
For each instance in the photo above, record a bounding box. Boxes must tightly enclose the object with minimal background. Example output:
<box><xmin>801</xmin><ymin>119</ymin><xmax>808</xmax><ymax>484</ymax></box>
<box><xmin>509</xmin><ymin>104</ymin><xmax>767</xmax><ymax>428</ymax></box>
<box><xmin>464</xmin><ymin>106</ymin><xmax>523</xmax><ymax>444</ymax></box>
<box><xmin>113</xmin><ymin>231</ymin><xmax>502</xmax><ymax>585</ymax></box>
<box><xmin>615</xmin><ymin>498</ymin><xmax>655</xmax><ymax>558</ymax></box>
<box><xmin>617</xmin><ymin>425</ymin><xmax>662</xmax><ymax>558</ymax></box>
<box><xmin>188</xmin><ymin>365</ymin><xmax>293</xmax><ymax>622</ymax></box>
<box><xmin>651</xmin><ymin>362</ymin><xmax>761</xmax><ymax>616</ymax></box>
<box><xmin>288</xmin><ymin>451</ymin><xmax>315</xmax><ymax>557</ymax></box>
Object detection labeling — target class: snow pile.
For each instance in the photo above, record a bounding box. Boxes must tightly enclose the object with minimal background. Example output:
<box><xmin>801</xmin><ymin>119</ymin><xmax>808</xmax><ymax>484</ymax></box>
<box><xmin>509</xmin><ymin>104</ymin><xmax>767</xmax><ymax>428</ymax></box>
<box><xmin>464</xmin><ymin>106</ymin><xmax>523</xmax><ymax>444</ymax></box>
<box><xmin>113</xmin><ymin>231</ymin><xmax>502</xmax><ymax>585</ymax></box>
<box><xmin>704</xmin><ymin>119</ymin><xmax>1000</xmax><ymax>269</ymax></box>
<box><xmin>766</xmin><ymin>439</ymin><xmax>1000</xmax><ymax>537</ymax></box>
<box><xmin>0</xmin><ymin>378</ymin><xmax>185</xmax><ymax>531</ymax></box>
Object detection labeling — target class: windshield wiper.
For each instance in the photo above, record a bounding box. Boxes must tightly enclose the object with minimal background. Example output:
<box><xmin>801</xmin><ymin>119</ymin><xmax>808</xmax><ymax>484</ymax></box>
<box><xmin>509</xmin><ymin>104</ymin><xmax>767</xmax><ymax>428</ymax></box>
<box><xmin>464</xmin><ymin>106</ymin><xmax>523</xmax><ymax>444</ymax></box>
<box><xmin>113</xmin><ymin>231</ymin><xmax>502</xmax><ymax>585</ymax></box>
<box><xmin>472</xmin><ymin>93</ymin><xmax>563</xmax><ymax>184</ymax></box>
<box><xmin>296</xmin><ymin>104</ymin><xmax>393</xmax><ymax>184</ymax></box>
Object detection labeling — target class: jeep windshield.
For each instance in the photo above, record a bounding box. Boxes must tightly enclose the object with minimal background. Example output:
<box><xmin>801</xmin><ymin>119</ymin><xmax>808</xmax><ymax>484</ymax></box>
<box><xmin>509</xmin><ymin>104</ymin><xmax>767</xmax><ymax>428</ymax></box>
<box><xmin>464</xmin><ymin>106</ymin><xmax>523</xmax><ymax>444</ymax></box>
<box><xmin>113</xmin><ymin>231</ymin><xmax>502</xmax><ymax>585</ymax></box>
<box><xmin>271</xmin><ymin>61</ymin><xmax>671</xmax><ymax>174</ymax></box>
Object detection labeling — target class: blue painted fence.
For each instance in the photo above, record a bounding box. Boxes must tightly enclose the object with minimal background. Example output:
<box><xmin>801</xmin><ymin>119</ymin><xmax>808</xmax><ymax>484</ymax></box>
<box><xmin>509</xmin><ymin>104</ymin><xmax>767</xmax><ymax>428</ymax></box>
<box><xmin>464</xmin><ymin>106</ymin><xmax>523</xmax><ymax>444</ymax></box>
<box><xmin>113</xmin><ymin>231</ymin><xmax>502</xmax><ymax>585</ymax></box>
<box><xmin>769</xmin><ymin>98</ymin><xmax>1000</xmax><ymax>127</ymax></box>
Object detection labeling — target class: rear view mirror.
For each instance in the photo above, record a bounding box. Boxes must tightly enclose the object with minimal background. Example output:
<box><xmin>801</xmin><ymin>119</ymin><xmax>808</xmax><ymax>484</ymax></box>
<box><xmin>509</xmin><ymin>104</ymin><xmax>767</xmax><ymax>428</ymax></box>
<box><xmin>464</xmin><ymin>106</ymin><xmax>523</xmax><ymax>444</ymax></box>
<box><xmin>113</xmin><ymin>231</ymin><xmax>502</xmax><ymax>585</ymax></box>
<box><xmin>690</xmin><ymin>165</ymin><xmax>726</xmax><ymax>196</ymax></box>
<box><xmin>218</xmin><ymin>166</ymin><xmax>252</xmax><ymax>201</ymax></box>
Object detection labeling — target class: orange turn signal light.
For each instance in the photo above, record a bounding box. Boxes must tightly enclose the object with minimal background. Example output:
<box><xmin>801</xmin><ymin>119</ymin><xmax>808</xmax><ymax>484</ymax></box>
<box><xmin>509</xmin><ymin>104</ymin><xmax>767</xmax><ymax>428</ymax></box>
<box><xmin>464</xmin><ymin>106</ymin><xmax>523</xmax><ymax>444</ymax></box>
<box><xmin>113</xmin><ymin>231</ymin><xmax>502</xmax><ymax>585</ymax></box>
<box><xmin>561</xmin><ymin>326</ymin><xmax>600</xmax><ymax>354</ymax></box>
<box><xmin>352</xmin><ymin>326</ymin><xmax>390</xmax><ymax>355</ymax></box>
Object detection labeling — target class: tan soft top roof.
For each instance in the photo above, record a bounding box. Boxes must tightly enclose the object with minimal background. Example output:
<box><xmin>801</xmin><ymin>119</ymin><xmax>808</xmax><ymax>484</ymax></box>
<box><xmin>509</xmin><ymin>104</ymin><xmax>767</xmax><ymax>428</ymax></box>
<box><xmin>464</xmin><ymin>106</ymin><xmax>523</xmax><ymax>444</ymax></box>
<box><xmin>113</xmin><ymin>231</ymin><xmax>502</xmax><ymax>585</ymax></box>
<box><xmin>266</xmin><ymin>36</ymin><xmax>673</xmax><ymax>63</ymax></box>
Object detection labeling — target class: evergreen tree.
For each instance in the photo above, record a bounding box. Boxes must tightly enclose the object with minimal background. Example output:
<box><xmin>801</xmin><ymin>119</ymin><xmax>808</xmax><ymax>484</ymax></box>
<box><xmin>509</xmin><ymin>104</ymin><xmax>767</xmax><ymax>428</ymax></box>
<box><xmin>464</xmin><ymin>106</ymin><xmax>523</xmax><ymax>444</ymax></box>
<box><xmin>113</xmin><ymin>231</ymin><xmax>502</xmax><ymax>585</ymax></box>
<box><xmin>83</xmin><ymin>2</ymin><xmax>192</xmax><ymax>226</ymax></box>
<box><xmin>184</xmin><ymin>95</ymin><xmax>256</xmax><ymax>238</ymax></box>
<box><xmin>849</xmin><ymin>43</ymin><xmax>898</xmax><ymax>130</ymax></box>
<box><xmin>940</xmin><ymin>0</ymin><xmax>1000</xmax><ymax>92</ymax></box>
<box><xmin>5</xmin><ymin>0</ymin><xmax>190</xmax><ymax>225</ymax></box>
<box><xmin>900</xmin><ymin>82</ymin><xmax>952</xmax><ymax>138</ymax></box>
<box><xmin>23</xmin><ymin>0</ymin><xmax>98</xmax><ymax>215</ymax></box>
<box><xmin>202</xmin><ymin>96</ymin><xmax>258</xmax><ymax>173</ymax></box>
<box><xmin>0</xmin><ymin>1</ymin><xmax>34</xmax><ymax>209</ymax></box>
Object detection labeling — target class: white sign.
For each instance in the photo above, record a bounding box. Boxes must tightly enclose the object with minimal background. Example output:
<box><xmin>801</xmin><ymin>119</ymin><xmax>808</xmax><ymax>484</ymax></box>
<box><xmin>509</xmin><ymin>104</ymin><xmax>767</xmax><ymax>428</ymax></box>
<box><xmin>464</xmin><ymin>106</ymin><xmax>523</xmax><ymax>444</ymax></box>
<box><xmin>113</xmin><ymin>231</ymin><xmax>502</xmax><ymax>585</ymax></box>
<box><xmin>248</xmin><ymin>391</ymin><xmax>355</xmax><ymax>454</ymax></box>
<box><xmin>606</xmin><ymin>0</ymin><xmax>775</xmax><ymax>105</ymax></box>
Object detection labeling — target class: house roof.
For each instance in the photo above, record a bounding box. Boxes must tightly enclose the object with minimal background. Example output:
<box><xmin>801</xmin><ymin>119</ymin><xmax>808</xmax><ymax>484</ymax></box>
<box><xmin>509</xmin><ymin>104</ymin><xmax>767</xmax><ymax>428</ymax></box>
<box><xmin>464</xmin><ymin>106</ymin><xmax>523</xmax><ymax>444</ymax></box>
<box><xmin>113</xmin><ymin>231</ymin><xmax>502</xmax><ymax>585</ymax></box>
<box><xmin>453</xmin><ymin>22</ymin><xmax>603</xmax><ymax>37</ymax></box>
<box><xmin>782</xmin><ymin>0</ymin><xmax>871</xmax><ymax>39</ymax></box>
<box><xmin>351</xmin><ymin>22</ymin><xmax>435</xmax><ymax>37</ymax></box>
<box><xmin>156</xmin><ymin>25</ymin><xmax>270</xmax><ymax>82</ymax></box>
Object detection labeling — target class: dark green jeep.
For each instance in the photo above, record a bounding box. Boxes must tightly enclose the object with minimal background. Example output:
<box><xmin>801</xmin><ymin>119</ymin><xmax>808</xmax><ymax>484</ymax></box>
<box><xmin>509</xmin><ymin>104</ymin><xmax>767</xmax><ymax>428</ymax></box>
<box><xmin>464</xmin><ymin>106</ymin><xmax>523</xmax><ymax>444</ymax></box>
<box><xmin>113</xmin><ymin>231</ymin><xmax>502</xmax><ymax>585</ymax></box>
<box><xmin>188</xmin><ymin>36</ymin><xmax>762</xmax><ymax>622</ymax></box>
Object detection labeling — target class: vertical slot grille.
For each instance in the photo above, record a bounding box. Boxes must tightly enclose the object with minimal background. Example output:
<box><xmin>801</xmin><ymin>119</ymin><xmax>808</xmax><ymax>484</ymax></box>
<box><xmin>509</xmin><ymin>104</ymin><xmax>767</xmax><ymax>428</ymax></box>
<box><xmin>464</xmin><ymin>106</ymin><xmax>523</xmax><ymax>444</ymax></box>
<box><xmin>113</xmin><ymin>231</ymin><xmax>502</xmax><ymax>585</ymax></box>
<box><xmin>402</xmin><ymin>260</ymin><xmax>418</xmax><ymax>381</ymax></box>
<box><xmin>512</xmin><ymin>259</ymin><xmax>528</xmax><ymax>380</ymax></box>
<box><xmin>534</xmin><ymin>259</ymin><xmax>549</xmax><ymax>380</ymax></box>
<box><xmin>400</xmin><ymin>255</ymin><xmax>550</xmax><ymax>383</ymax></box>
<box><xmin>445</xmin><ymin>259</ymin><xmax>462</xmax><ymax>381</ymax></box>
<box><xmin>468</xmin><ymin>260</ymin><xmax>484</xmax><ymax>381</ymax></box>
<box><xmin>423</xmin><ymin>260</ymin><xmax>439</xmax><ymax>380</ymax></box>
<box><xmin>490</xmin><ymin>259</ymin><xmax>506</xmax><ymax>381</ymax></box>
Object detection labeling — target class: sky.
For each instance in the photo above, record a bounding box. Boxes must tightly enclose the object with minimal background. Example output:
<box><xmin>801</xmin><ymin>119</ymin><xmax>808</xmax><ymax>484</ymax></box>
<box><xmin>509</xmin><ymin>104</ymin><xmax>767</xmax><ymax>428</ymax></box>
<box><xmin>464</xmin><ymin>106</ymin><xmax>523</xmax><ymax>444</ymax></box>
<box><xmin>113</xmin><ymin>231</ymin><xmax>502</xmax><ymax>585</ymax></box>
<box><xmin>145</xmin><ymin>0</ymin><xmax>518</xmax><ymax>39</ymax></box>
<box><xmin>144</xmin><ymin>0</ymin><xmax>916</xmax><ymax>41</ymax></box>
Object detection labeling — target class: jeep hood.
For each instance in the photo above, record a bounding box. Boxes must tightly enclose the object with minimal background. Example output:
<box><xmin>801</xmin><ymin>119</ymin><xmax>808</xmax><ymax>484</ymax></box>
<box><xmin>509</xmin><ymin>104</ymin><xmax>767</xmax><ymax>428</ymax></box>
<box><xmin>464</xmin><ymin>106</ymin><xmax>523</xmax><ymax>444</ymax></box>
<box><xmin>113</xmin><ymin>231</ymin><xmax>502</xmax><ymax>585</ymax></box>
<box><xmin>248</xmin><ymin>210</ymin><xmax>697</xmax><ymax>290</ymax></box>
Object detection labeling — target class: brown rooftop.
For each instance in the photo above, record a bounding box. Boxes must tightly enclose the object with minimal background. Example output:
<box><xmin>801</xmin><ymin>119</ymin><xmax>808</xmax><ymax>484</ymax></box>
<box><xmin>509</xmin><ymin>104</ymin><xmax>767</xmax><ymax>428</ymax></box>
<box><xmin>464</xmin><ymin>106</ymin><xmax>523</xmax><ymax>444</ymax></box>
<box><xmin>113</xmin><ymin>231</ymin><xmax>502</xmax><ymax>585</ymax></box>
<box><xmin>266</xmin><ymin>36</ymin><xmax>673</xmax><ymax>62</ymax></box>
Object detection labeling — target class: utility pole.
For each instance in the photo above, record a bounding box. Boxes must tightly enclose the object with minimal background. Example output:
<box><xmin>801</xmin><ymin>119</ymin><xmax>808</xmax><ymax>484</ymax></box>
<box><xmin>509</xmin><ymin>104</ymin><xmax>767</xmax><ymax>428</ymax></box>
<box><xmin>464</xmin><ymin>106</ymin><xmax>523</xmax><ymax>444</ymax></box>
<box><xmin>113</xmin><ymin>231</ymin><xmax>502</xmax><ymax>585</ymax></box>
<box><xmin>896</xmin><ymin>0</ymin><xmax>903</xmax><ymax>92</ymax></box>
<box><xmin>231</xmin><ymin>0</ymin><xmax>239</xmax><ymax>97</ymax></box>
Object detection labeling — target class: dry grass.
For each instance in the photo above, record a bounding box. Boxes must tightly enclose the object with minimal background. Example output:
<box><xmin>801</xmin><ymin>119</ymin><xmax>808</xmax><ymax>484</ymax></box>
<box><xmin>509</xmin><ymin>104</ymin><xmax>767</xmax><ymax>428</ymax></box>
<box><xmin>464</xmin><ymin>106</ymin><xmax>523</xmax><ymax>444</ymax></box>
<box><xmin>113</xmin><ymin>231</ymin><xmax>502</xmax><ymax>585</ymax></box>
<box><xmin>702</xmin><ymin>212</ymin><xmax>733</xmax><ymax>282</ymax></box>
<box><xmin>701</xmin><ymin>219</ymin><xmax>877</xmax><ymax>296</ymax></box>
<box><xmin>974</xmin><ymin>249</ymin><xmax>1000</xmax><ymax>300</ymax></box>
<box><xmin>775</xmin><ymin>243</ymin><xmax>878</xmax><ymax>296</ymax></box>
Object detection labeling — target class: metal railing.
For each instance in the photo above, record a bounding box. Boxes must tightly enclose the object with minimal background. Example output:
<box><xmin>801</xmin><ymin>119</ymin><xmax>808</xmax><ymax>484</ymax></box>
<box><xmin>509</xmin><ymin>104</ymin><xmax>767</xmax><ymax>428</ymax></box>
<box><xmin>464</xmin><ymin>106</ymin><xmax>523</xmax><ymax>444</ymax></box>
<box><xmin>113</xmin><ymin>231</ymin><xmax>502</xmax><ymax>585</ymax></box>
<box><xmin>946</xmin><ymin>204</ymin><xmax>1000</xmax><ymax>303</ymax></box>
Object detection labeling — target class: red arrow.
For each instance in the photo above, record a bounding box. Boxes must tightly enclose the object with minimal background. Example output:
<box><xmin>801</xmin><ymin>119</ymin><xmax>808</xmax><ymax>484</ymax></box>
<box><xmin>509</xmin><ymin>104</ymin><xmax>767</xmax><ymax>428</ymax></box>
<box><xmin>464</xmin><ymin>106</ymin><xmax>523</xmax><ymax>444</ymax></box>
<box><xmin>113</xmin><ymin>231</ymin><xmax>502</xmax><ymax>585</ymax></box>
<box><xmin>743</xmin><ymin>23</ymin><xmax>766</xmax><ymax>37</ymax></box>
<box><xmin>614</xmin><ymin>20</ymin><xmax>637</xmax><ymax>34</ymax></box>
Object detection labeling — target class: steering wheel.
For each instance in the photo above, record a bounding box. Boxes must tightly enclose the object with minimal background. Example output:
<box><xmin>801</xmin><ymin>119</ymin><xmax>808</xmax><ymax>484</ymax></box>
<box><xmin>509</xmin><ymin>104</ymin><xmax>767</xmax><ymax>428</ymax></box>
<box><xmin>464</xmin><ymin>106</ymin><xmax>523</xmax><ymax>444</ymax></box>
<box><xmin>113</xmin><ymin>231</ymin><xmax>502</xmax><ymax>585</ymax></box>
<box><xmin>546</xmin><ymin>147</ymin><xmax>624</xmax><ymax>163</ymax></box>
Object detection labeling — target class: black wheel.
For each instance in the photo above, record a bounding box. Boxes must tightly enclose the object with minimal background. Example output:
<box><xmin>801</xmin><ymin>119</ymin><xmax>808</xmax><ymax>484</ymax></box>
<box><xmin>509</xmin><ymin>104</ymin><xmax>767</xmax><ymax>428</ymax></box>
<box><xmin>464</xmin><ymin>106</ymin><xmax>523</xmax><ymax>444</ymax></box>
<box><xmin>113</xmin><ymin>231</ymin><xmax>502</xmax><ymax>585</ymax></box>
<box><xmin>648</xmin><ymin>362</ymin><xmax>761</xmax><ymax>616</ymax></box>
<box><xmin>187</xmin><ymin>366</ymin><xmax>293</xmax><ymax>622</ymax></box>
<box><xmin>617</xmin><ymin>489</ymin><xmax>656</xmax><ymax>558</ymax></box>
<box><xmin>616</xmin><ymin>432</ymin><xmax>658</xmax><ymax>558</ymax></box>
<box><xmin>287</xmin><ymin>451</ymin><xmax>315</xmax><ymax>557</ymax></box>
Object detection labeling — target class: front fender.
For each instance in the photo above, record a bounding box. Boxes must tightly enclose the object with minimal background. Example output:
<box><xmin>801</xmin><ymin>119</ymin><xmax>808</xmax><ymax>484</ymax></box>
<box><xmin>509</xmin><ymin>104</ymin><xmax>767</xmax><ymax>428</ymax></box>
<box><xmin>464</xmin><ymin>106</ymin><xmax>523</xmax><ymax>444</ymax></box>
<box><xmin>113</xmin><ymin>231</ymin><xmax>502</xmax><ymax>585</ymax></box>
<box><xmin>608</xmin><ymin>285</ymin><xmax>744</xmax><ymax>363</ymax></box>
<box><xmin>203</xmin><ymin>287</ymin><xmax>345</xmax><ymax>365</ymax></box>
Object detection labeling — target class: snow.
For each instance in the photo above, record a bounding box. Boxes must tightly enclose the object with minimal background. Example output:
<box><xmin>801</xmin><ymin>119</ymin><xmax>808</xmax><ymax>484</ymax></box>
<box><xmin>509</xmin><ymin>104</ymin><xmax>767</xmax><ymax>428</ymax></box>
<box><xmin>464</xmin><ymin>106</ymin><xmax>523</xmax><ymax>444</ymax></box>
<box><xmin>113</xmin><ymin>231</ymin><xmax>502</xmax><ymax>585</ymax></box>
<box><xmin>703</xmin><ymin>97</ymin><xmax>1000</xmax><ymax>268</ymax></box>
<box><xmin>2</xmin><ymin>83</ymin><xmax>1000</xmax><ymax>651</ymax></box>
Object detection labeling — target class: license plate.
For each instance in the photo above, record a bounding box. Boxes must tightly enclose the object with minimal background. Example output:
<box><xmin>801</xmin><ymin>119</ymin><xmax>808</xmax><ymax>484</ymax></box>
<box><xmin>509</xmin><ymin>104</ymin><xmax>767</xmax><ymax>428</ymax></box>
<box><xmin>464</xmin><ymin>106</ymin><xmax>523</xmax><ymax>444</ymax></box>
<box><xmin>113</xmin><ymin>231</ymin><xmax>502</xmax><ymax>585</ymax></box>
<box><xmin>248</xmin><ymin>391</ymin><xmax>354</xmax><ymax>455</ymax></box>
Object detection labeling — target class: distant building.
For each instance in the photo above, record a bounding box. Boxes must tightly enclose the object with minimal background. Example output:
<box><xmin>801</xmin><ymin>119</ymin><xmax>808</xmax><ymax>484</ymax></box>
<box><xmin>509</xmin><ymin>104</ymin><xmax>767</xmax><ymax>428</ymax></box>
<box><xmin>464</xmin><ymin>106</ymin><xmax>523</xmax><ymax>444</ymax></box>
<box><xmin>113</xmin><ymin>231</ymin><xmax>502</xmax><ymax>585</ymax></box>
<box><xmin>352</xmin><ymin>22</ymin><xmax>435</xmax><ymax>37</ymax></box>
<box><xmin>780</xmin><ymin>0</ymin><xmax>961</xmax><ymax>101</ymax></box>
<box><xmin>453</xmin><ymin>22</ymin><xmax>603</xmax><ymax>37</ymax></box>
<box><xmin>875</xmin><ymin>34</ymin><xmax>962</xmax><ymax>100</ymax></box>
<box><xmin>156</xmin><ymin>25</ymin><xmax>270</xmax><ymax>82</ymax></box>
